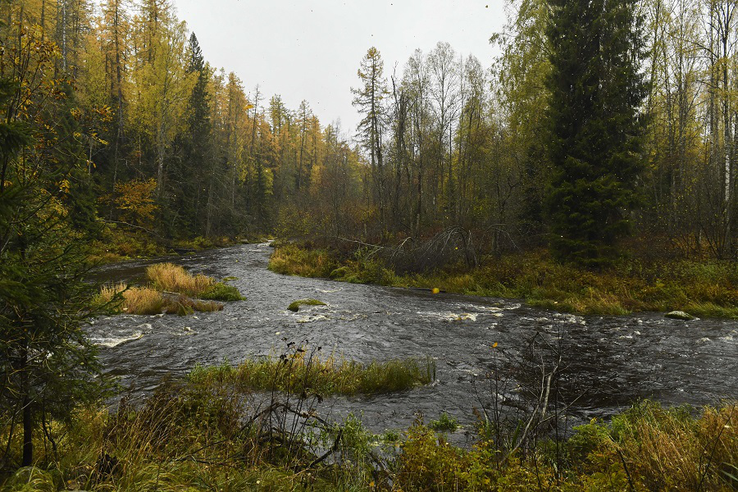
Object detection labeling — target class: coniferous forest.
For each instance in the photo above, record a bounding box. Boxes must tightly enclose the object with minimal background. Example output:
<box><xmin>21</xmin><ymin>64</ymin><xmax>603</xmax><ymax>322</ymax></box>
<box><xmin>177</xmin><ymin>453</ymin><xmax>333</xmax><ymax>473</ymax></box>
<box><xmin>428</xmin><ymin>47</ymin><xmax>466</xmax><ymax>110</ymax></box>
<box><xmin>0</xmin><ymin>0</ymin><xmax>737</xmax><ymax>489</ymax></box>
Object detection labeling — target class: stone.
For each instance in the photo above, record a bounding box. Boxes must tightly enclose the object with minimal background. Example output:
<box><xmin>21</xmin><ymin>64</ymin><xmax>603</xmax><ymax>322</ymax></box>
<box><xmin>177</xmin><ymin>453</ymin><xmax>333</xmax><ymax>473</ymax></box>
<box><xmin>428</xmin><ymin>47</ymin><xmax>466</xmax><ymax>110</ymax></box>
<box><xmin>665</xmin><ymin>311</ymin><xmax>694</xmax><ymax>320</ymax></box>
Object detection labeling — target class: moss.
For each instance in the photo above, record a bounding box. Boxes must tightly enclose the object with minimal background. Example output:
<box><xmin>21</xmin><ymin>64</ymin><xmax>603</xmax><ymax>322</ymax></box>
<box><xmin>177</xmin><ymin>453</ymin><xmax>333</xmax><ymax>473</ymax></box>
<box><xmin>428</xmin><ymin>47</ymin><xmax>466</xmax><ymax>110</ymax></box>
<box><xmin>287</xmin><ymin>299</ymin><xmax>326</xmax><ymax>312</ymax></box>
<box><xmin>201</xmin><ymin>282</ymin><xmax>245</xmax><ymax>301</ymax></box>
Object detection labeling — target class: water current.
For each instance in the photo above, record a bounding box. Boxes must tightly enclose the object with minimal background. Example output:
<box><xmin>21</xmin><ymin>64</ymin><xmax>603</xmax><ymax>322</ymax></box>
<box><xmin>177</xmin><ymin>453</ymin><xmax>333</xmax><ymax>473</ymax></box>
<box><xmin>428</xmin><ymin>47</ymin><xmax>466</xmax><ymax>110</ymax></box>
<box><xmin>87</xmin><ymin>243</ymin><xmax>738</xmax><ymax>438</ymax></box>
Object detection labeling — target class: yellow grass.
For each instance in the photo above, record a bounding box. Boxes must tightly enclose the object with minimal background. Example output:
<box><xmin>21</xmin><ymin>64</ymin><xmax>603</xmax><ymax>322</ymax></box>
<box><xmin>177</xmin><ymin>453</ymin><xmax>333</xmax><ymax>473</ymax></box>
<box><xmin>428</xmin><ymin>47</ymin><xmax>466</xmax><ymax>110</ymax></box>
<box><xmin>145</xmin><ymin>263</ymin><xmax>213</xmax><ymax>296</ymax></box>
<box><xmin>93</xmin><ymin>282</ymin><xmax>127</xmax><ymax>310</ymax></box>
<box><xmin>122</xmin><ymin>287</ymin><xmax>164</xmax><ymax>315</ymax></box>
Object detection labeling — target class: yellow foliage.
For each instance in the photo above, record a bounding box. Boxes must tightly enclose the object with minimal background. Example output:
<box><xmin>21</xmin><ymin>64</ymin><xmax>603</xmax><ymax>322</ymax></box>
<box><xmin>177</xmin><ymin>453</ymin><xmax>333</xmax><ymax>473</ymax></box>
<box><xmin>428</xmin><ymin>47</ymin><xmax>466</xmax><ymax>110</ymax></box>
<box><xmin>114</xmin><ymin>178</ymin><xmax>158</xmax><ymax>227</ymax></box>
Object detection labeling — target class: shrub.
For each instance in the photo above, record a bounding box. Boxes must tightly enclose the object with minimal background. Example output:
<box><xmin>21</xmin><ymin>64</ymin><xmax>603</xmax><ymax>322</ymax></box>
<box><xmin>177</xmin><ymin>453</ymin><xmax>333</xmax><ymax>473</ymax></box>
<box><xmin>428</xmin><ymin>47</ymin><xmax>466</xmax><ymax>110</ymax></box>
<box><xmin>429</xmin><ymin>412</ymin><xmax>459</xmax><ymax>433</ymax></box>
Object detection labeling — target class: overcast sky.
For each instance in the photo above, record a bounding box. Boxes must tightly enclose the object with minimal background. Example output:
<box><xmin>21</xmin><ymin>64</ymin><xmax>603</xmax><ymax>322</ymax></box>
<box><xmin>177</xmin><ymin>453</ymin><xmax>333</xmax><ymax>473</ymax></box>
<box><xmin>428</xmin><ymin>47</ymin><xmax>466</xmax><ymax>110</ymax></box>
<box><xmin>169</xmin><ymin>0</ymin><xmax>507</xmax><ymax>136</ymax></box>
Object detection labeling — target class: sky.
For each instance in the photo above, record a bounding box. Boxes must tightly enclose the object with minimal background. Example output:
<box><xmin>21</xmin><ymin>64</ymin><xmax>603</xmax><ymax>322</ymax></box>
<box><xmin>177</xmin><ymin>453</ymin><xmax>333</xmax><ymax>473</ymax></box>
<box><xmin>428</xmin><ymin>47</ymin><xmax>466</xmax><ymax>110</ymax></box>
<box><xmin>170</xmin><ymin>0</ymin><xmax>507</xmax><ymax>136</ymax></box>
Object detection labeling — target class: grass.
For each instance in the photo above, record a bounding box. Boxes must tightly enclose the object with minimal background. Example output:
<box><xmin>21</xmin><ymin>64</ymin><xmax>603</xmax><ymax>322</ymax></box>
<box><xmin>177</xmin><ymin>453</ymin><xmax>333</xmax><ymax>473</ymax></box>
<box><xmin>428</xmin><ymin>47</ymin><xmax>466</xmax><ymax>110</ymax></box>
<box><xmin>93</xmin><ymin>263</ymin><xmax>243</xmax><ymax>315</ymax></box>
<box><xmin>287</xmin><ymin>299</ymin><xmax>327</xmax><ymax>312</ymax></box>
<box><xmin>269</xmin><ymin>243</ymin><xmax>338</xmax><ymax>278</ymax></box>
<box><xmin>3</xmin><ymin>392</ymin><xmax>734</xmax><ymax>491</ymax></box>
<box><xmin>269</xmin><ymin>243</ymin><xmax>738</xmax><ymax>317</ymax></box>
<box><xmin>146</xmin><ymin>262</ymin><xmax>214</xmax><ymax>296</ymax></box>
<box><xmin>200</xmin><ymin>282</ymin><xmax>245</xmax><ymax>301</ymax></box>
<box><xmin>189</xmin><ymin>353</ymin><xmax>437</xmax><ymax>396</ymax></box>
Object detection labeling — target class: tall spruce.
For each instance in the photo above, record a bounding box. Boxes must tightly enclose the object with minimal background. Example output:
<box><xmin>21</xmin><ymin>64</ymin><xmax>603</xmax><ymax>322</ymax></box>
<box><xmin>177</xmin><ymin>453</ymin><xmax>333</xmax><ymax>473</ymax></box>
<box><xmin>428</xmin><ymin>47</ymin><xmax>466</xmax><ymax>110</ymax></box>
<box><xmin>545</xmin><ymin>0</ymin><xmax>647</xmax><ymax>266</ymax></box>
<box><xmin>171</xmin><ymin>33</ymin><xmax>213</xmax><ymax>235</ymax></box>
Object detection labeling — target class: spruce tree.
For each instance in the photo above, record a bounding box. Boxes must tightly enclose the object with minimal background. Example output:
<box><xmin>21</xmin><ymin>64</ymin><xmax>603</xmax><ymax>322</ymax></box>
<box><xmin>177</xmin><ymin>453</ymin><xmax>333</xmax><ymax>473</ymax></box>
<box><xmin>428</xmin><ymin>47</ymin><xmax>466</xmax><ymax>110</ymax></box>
<box><xmin>171</xmin><ymin>33</ymin><xmax>213</xmax><ymax>236</ymax></box>
<box><xmin>545</xmin><ymin>0</ymin><xmax>647</xmax><ymax>266</ymax></box>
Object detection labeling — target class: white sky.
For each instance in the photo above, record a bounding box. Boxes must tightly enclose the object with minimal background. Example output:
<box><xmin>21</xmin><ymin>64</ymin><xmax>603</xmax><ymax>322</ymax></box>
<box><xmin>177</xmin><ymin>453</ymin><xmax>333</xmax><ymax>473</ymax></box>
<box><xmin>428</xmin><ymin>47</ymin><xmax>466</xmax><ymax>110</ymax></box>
<box><xmin>170</xmin><ymin>0</ymin><xmax>507</xmax><ymax>136</ymax></box>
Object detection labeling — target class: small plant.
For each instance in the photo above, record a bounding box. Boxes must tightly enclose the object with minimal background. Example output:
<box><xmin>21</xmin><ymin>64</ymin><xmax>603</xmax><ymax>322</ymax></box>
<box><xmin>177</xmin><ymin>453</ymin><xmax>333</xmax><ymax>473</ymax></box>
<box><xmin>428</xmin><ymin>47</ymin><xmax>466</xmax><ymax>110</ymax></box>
<box><xmin>287</xmin><ymin>299</ymin><xmax>326</xmax><ymax>312</ymax></box>
<box><xmin>201</xmin><ymin>282</ymin><xmax>245</xmax><ymax>301</ymax></box>
<box><xmin>429</xmin><ymin>412</ymin><xmax>459</xmax><ymax>432</ymax></box>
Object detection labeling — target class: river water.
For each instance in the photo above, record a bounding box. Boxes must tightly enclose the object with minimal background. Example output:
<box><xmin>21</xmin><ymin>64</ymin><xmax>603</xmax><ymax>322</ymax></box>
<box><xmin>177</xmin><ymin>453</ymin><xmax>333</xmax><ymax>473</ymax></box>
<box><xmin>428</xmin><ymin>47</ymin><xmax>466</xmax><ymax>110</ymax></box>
<box><xmin>87</xmin><ymin>243</ymin><xmax>738</xmax><ymax>436</ymax></box>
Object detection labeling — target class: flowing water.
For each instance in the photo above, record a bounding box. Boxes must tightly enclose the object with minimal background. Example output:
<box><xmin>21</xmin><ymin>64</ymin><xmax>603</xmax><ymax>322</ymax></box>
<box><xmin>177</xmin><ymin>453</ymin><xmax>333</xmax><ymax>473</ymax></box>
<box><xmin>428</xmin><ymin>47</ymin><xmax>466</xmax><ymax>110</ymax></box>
<box><xmin>88</xmin><ymin>243</ymin><xmax>738</xmax><ymax>437</ymax></box>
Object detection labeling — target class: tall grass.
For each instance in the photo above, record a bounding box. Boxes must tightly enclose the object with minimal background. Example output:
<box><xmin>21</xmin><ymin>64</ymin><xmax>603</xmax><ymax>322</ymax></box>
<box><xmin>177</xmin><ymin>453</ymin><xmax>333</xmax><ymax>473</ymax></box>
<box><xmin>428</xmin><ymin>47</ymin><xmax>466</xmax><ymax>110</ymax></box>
<box><xmin>1</xmin><ymin>385</ymin><xmax>734</xmax><ymax>491</ymax></box>
<box><xmin>268</xmin><ymin>244</ymin><xmax>337</xmax><ymax>278</ymax></box>
<box><xmin>145</xmin><ymin>263</ymin><xmax>214</xmax><ymax>296</ymax></box>
<box><xmin>189</xmin><ymin>353</ymin><xmax>436</xmax><ymax>396</ymax></box>
<box><xmin>93</xmin><ymin>263</ymin><xmax>243</xmax><ymax>315</ymax></box>
<box><xmin>93</xmin><ymin>284</ymin><xmax>224</xmax><ymax>315</ymax></box>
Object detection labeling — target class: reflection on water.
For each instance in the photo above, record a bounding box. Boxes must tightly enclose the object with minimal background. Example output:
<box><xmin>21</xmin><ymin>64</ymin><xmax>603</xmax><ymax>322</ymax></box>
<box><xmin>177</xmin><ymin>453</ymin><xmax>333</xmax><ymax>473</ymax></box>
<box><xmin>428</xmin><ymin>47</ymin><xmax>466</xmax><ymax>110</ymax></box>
<box><xmin>88</xmin><ymin>243</ymin><xmax>738</xmax><ymax>433</ymax></box>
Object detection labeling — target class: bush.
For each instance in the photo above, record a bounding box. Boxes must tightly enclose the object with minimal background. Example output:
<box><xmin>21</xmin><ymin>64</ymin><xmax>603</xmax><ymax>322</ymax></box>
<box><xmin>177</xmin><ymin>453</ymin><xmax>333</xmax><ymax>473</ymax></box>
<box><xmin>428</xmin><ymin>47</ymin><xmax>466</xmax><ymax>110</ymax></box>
<box><xmin>429</xmin><ymin>412</ymin><xmax>459</xmax><ymax>433</ymax></box>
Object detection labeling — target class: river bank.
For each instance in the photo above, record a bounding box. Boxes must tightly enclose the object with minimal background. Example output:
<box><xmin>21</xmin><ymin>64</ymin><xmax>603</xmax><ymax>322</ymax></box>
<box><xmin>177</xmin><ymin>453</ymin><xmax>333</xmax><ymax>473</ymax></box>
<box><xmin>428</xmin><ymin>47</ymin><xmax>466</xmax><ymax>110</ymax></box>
<box><xmin>269</xmin><ymin>242</ymin><xmax>738</xmax><ymax>318</ymax></box>
<box><xmin>2</xmin><ymin>384</ymin><xmax>735</xmax><ymax>491</ymax></box>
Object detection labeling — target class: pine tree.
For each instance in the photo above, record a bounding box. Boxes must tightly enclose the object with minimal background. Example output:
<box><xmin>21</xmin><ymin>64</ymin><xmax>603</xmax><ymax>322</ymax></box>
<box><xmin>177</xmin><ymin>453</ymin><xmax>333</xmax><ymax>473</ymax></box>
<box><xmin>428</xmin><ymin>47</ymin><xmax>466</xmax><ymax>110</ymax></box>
<box><xmin>545</xmin><ymin>0</ymin><xmax>647</xmax><ymax>266</ymax></box>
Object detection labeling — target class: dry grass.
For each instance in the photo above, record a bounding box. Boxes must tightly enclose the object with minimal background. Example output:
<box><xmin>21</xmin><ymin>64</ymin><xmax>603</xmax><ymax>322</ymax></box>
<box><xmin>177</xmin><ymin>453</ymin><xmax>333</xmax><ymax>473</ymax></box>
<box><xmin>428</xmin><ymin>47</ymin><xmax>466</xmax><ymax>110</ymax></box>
<box><xmin>93</xmin><ymin>263</ymin><xmax>235</xmax><ymax>316</ymax></box>
<box><xmin>93</xmin><ymin>282</ymin><xmax>127</xmax><ymax>311</ymax></box>
<box><xmin>122</xmin><ymin>287</ymin><xmax>164</xmax><ymax>315</ymax></box>
<box><xmin>612</xmin><ymin>402</ymin><xmax>738</xmax><ymax>491</ymax></box>
<box><xmin>117</xmin><ymin>287</ymin><xmax>223</xmax><ymax>315</ymax></box>
<box><xmin>146</xmin><ymin>263</ymin><xmax>214</xmax><ymax>297</ymax></box>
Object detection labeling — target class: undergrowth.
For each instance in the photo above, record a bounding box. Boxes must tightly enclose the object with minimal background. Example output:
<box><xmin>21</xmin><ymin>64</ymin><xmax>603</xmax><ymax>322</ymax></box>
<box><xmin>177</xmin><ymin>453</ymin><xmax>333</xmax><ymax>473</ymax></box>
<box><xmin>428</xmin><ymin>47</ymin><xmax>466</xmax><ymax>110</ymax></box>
<box><xmin>269</xmin><ymin>243</ymin><xmax>738</xmax><ymax>317</ymax></box>
<box><xmin>1</xmin><ymin>390</ymin><xmax>734</xmax><ymax>491</ymax></box>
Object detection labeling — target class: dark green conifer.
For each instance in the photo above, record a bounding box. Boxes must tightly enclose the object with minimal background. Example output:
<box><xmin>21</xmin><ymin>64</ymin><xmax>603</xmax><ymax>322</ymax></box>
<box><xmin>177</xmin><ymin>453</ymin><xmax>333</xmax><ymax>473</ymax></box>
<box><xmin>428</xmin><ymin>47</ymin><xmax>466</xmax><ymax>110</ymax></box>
<box><xmin>545</xmin><ymin>0</ymin><xmax>647</xmax><ymax>266</ymax></box>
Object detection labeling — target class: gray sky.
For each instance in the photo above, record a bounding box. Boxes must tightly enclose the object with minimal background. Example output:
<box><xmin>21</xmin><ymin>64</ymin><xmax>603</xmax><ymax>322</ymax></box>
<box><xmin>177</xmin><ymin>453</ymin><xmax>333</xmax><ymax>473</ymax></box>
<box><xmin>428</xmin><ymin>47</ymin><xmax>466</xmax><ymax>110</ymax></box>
<box><xmin>171</xmin><ymin>0</ymin><xmax>507</xmax><ymax>135</ymax></box>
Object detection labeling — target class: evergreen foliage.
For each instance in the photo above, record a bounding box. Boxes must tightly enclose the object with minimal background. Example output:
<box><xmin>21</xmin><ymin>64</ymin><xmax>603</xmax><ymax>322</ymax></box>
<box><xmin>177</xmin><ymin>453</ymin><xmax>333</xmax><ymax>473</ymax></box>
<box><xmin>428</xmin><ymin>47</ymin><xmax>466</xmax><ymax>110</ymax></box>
<box><xmin>0</xmin><ymin>76</ymin><xmax>107</xmax><ymax>467</ymax></box>
<box><xmin>545</xmin><ymin>0</ymin><xmax>648</xmax><ymax>266</ymax></box>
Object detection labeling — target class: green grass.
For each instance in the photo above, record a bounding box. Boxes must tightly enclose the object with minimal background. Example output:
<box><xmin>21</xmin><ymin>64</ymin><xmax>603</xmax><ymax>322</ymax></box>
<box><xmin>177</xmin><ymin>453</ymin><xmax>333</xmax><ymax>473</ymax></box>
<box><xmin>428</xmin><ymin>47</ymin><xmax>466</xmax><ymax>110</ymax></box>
<box><xmin>189</xmin><ymin>354</ymin><xmax>437</xmax><ymax>396</ymax></box>
<box><xmin>269</xmin><ymin>243</ymin><xmax>738</xmax><ymax>318</ymax></box>
<box><xmin>201</xmin><ymin>282</ymin><xmax>246</xmax><ymax>301</ymax></box>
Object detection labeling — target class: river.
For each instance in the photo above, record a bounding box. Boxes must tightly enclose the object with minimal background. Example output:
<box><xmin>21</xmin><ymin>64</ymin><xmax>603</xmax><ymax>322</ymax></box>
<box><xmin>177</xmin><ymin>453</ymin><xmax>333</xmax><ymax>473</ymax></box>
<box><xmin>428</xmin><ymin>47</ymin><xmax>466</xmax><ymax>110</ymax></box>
<box><xmin>87</xmin><ymin>243</ymin><xmax>738</xmax><ymax>438</ymax></box>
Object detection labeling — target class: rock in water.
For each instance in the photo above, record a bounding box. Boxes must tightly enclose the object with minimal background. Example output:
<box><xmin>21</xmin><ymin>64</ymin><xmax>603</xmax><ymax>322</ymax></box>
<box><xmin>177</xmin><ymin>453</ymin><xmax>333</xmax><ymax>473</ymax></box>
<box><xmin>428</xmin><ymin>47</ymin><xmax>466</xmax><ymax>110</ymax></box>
<box><xmin>665</xmin><ymin>311</ymin><xmax>694</xmax><ymax>320</ymax></box>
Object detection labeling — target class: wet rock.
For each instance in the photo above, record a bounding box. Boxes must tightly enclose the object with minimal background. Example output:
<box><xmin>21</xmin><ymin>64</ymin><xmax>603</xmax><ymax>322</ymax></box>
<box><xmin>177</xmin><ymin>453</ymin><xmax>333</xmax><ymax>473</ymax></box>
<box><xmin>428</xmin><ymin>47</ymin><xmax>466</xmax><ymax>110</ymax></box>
<box><xmin>665</xmin><ymin>311</ymin><xmax>694</xmax><ymax>320</ymax></box>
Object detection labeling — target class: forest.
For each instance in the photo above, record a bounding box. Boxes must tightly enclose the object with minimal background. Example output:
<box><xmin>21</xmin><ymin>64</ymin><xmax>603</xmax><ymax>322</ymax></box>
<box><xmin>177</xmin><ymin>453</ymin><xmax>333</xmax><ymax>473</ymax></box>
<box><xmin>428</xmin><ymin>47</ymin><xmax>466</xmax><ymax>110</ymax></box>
<box><xmin>0</xmin><ymin>0</ymin><xmax>736</xmax><ymax>258</ymax></box>
<box><xmin>0</xmin><ymin>0</ymin><xmax>737</xmax><ymax>489</ymax></box>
